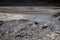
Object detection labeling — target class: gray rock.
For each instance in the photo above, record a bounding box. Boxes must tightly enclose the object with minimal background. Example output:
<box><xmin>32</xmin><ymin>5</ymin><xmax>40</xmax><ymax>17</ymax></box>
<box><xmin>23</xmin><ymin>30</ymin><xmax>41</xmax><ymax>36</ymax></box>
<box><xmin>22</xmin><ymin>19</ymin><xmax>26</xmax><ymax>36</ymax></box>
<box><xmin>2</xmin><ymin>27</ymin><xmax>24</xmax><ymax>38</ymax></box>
<box><xmin>0</xmin><ymin>19</ymin><xmax>60</xmax><ymax>40</ymax></box>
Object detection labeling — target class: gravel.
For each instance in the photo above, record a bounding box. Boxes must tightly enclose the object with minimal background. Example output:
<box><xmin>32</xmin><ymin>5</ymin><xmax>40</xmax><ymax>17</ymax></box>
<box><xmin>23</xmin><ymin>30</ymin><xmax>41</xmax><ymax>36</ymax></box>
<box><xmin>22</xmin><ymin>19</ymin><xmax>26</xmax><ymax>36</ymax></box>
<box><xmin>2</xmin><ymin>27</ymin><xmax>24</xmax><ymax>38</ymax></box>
<box><xmin>0</xmin><ymin>19</ymin><xmax>60</xmax><ymax>40</ymax></box>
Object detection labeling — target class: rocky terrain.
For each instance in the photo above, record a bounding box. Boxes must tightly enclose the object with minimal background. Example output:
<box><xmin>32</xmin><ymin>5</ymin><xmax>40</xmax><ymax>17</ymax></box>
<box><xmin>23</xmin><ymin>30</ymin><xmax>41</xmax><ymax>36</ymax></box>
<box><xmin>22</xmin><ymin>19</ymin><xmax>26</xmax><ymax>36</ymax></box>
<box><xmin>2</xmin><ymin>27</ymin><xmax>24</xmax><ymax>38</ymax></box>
<box><xmin>0</xmin><ymin>13</ymin><xmax>60</xmax><ymax>40</ymax></box>
<box><xmin>0</xmin><ymin>19</ymin><xmax>60</xmax><ymax>40</ymax></box>
<box><xmin>0</xmin><ymin>7</ymin><xmax>60</xmax><ymax>40</ymax></box>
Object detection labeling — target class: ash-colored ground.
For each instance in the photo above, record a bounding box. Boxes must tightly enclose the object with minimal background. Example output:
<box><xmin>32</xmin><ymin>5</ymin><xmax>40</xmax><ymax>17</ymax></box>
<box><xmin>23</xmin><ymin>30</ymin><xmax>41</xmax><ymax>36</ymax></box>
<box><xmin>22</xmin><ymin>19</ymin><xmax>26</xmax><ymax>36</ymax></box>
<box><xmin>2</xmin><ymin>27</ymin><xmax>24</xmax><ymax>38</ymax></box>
<box><xmin>0</xmin><ymin>7</ymin><xmax>60</xmax><ymax>40</ymax></box>
<box><xmin>0</xmin><ymin>19</ymin><xmax>60</xmax><ymax>40</ymax></box>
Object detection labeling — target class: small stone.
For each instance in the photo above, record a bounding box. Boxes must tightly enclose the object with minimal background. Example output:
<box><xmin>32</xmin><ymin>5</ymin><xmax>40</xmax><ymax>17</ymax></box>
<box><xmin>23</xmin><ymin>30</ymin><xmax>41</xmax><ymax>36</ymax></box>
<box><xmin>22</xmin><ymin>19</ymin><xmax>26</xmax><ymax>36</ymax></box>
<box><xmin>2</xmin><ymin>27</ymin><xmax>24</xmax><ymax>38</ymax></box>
<box><xmin>15</xmin><ymin>35</ymin><xmax>24</xmax><ymax>38</ymax></box>
<box><xmin>6</xmin><ymin>31</ymin><xmax>8</xmax><ymax>34</ymax></box>
<box><xmin>40</xmin><ymin>25</ymin><xmax>43</xmax><ymax>27</ymax></box>
<box><xmin>34</xmin><ymin>22</ymin><xmax>39</xmax><ymax>25</ymax></box>
<box><xmin>51</xmin><ymin>34</ymin><xmax>55</xmax><ymax>39</ymax></box>
<box><xmin>52</xmin><ymin>13</ymin><xmax>60</xmax><ymax>18</ymax></box>
<box><xmin>42</xmin><ymin>26</ymin><xmax>48</xmax><ymax>29</ymax></box>
<box><xmin>32</xmin><ymin>37</ymin><xmax>35</xmax><ymax>39</ymax></box>
<box><xmin>1</xmin><ymin>28</ymin><xmax>3</xmax><ymax>30</ymax></box>
<box><xmin>41</xmin><ymin>24</ymin><xmax>48</xmax><ymax>29</ymax></box>
<box><xmin>32</xmin><ymin>24</ymin><xmax>37</xmax><ymax>27</ymax></box>
<box><xmin>19</xmin><ymin>19</ymin><xmax>29</xmax><ymax>22</ymax></box>
<box><xmin>14</xmin><ymin>30</ymin><xmax>17</xmax><ymax>33</ymax></box>
<box><xmin>1</xmin><ymin>33</ymin><xmax>4</xmax><ymax>36</ymax></box>
<box><xmin>55</xmin><ymin>31</ymin><xmax>60</xmax><ymax>34</ymax></box>
<box><xmin>44</xmin><ymin>24</ymin><xmax>48</xmax><ymax>26</ymax></box>
<box><xmin>13</xmin><ymin>39</ymin><xmax>15</xmax><ymax>40</ymax></box>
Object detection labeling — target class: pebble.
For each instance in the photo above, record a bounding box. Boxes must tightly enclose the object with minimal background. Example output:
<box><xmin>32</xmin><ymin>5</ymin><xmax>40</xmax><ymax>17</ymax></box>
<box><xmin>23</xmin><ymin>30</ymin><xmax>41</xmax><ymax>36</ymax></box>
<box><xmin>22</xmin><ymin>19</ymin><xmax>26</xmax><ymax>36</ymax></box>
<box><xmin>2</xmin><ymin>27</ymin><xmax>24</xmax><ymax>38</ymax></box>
<box><xmin>55</xmin><ymin>31</ymin><xmax>60</xmax><ymax>34</ymax></box>
<box><xmin>44</xmin><ymin>24</ymin><xmax>48</xmax><ymax>26</ymax></box>
<box><xmin>41</xmin><ymin>24</ymin><xmax>48</xmax><ymax>29</ymax></box>
<box><xmin>13</xmin><ymin>39</ymin><xmax>15</xmax><ymax>40</ymax></box>
<box><xmin>32</xmin><ymin>24</ymin><xmax>37</xmax><ymax>27</ymax></box>
<box><xmin>1</xmin><ymin>28</ymin><xmax>3</xmax><ymax>30</ymax></box>
<box><xmin>52</xmin><ymin>13</ymin><xmax>60</xmax><ymax>18</ymax></box>
<box><xmin>34</xmin><ymin>22</ymin><xmax>39</xmax><ymax>25</ymax></box>
<box><xmin>5</xmin><ymin>31</ymin><xmax>8</xmax><ymax>34</ymax></box>
<box><xmin>42</xmin><ymin>26</ymin><xmax>48</xmax><ymax>29</ymax></box>
<box><xmin>40</xmin><ymin>25</ymin><xmax>43</xmax><ymax>27</ymax></box>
